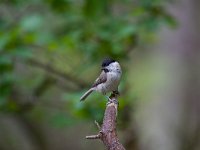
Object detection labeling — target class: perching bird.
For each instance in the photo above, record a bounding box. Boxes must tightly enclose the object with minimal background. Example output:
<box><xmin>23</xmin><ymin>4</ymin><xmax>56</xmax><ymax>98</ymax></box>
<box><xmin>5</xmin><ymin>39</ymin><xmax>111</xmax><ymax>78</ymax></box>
<box><xmin>80</xmin><ymin>58</ymin><xmax>122</xmax><ymax>101</ymax></box>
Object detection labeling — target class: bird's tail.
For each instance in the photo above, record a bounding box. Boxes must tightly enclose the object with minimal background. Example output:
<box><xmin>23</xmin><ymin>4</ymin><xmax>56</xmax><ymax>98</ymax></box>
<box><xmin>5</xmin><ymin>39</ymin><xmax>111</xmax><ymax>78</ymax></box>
<box><xmin>80</xmin><ymin>88</ymin><xmax>94</xmax><ymax>101</ymax></box>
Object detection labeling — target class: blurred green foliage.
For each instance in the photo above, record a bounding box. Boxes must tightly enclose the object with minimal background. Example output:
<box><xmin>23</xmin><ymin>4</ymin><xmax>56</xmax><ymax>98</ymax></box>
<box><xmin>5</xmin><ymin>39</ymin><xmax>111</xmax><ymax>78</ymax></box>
<box><xmin>0</xmin><ymin>0</ymin><xmax>174</xmax><ymax>127</ymax></box>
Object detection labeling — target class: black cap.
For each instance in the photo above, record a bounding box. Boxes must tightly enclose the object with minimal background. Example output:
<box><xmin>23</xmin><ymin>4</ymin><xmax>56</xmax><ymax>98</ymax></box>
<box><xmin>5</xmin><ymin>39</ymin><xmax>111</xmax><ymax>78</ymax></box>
<box><xmin>101</xmin><ymin>58</ymin><xmax>116</xmax><ymax>67</ymax></box>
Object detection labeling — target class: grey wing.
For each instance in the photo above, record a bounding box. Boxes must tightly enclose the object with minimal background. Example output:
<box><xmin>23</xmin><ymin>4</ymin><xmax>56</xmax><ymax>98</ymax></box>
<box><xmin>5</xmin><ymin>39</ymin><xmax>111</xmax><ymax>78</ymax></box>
<box><xmin>92</xmin><ymin>71</ymin><xmax>107</xmax><ymax>87</ymax></box>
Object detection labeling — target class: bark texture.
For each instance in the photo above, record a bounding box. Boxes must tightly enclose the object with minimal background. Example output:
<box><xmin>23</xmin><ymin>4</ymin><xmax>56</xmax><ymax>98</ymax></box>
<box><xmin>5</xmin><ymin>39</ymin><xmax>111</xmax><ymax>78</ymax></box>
<box><xmin>86</xmin><ymin>95</ymin><xmax>125</xmax><ymax>150</ymax></box>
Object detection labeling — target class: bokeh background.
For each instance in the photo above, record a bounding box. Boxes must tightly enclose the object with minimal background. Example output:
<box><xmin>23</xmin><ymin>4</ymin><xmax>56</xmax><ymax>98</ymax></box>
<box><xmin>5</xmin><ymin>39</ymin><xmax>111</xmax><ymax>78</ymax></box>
<box><xmin>0</xmin><ymin>0</ymin><xmax>200</xmax><ymax>150</ymax></box>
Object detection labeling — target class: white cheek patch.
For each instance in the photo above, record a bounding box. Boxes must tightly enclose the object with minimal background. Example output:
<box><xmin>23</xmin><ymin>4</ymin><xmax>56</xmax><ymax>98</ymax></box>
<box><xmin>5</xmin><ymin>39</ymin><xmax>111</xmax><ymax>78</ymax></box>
<box><xmin>107</xmin><ymin>62</ymin><xmax>118</xmax><ymax>71</ymax></box>
<box><xmin>108</xmin><ymin>62</ymin><xmax>121</xmax><ymax>73</ymax></box>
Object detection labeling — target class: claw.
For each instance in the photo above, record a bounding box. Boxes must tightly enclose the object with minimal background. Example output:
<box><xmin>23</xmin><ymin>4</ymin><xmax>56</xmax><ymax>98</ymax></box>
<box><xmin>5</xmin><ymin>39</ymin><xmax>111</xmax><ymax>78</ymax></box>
<box><xmin>106</xmin><ymin>101</ymin><xmax>111</xmax><ymax>105</ymax></box>
<box><xmin>112</xmin><ymin>99</ymin><xmax>118</xmax><ymax>105</ymax></box>
<box><xmin>113</xmin><ymin>91</ymin><xmax>120</xmax><ymax>96</ymax></box>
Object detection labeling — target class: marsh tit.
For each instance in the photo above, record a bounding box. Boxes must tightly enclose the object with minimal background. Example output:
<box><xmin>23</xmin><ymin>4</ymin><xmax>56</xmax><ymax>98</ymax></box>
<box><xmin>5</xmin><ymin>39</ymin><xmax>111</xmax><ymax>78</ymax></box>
<box><xmin>80</xmin><ymin>58</ymin><xmax>122</xmax><ymax>101</ymax></box>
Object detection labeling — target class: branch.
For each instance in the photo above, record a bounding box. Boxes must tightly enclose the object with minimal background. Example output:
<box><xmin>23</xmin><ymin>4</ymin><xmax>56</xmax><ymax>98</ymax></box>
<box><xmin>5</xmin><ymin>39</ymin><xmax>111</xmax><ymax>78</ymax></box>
<box><xmin>27</xmin><ymin>58</ymin><xmax>89</xmax><ymax>89</ymax></box>
<box><xmin>86</xmin><ymin>94</ymin><xmax>126</xmax><ymax>150</ymax></box>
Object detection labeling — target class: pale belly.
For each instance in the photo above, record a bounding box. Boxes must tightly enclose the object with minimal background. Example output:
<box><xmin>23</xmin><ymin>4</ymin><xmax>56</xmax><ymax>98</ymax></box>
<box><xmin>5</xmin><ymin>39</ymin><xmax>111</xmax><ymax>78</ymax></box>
<box><xmin>96</xmin><ymin>72</ymin><xmax>121</xmax><ymax>94</ymax></box>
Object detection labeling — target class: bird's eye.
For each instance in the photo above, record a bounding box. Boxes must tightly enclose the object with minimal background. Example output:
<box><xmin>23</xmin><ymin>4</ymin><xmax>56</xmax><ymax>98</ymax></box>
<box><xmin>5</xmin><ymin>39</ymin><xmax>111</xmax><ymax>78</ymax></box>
<box><xmin>103</xmin><ymin>68</ymin><xmax>109</xmax><ymax>72</ymax></box>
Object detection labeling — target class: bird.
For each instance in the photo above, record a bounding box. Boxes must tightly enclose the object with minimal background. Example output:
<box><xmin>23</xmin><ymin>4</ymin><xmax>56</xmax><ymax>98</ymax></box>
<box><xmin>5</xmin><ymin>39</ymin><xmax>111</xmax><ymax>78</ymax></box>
<box><xmin>80</xmin><ymin>58</ymin><xmax>122</xmax><ymax>101</ymax></box>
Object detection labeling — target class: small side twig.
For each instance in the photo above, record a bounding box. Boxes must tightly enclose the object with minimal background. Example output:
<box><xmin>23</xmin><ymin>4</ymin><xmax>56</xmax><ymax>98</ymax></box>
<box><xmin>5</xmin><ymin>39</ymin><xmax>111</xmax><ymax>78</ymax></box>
<box><xmin>86</xmin><ymin>134</ymin><xmax>101</xmax><ymax>139</ymax></box>
<box><xmin>94</xmin><ymin>120</ymin><xmax>101</xmax><ymax>130</ymax></box>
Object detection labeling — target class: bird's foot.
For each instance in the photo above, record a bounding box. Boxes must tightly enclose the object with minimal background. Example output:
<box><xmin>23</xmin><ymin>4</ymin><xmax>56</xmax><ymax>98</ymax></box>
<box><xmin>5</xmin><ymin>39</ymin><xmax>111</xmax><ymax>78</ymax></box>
<box><xmin>113</xmin><ymin>99</ymin><xmax>119</xmax><ymax>105</ymax></box>
<box><xmin>106</xmin><ymin>96</ymin><xmax>119</xmax><ymax>105</ymax></box>
<box><xmin>113</xmin><ymin>91</ymin><xmax>120</xmax><ymax>96</ymax></box>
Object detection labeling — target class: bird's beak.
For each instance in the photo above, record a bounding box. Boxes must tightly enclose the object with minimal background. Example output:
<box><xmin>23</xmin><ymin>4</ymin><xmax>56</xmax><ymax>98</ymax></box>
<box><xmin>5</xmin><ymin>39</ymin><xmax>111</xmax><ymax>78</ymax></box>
<box><xmin>101</xmin><ymin>67</ymin><xmax>105</xmax><ymax>71</ymax></box>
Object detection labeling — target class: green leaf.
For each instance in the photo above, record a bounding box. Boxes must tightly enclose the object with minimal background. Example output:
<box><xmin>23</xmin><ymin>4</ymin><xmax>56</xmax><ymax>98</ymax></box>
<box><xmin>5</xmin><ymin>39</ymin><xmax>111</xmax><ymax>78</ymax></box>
<box><xmin>0</xmin><ymin>33</ymin><xmax>10</xmax><ymax>49</ymax></box>
<box><xmin>0</xmin><ymin>55</ymin><xmax>12</xmax><ymax>65</ymax></box>
<box><xmin>20</xmin><ymin>15</ymin><xmax>43</xmax><ymax>32</ymax></box>
<box><xmin>116</xmin><ymin>25</ymin><xmax>137</xmax><ymax>40</ymax></box>
<box><xmin>11</xmin><ymin>48</ymin><xmax>33</xmax><ymax>58</ymax></box>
